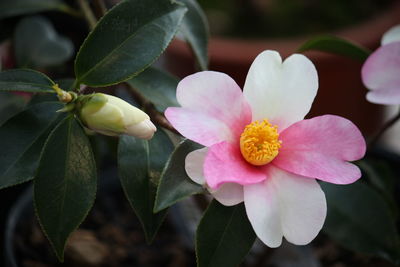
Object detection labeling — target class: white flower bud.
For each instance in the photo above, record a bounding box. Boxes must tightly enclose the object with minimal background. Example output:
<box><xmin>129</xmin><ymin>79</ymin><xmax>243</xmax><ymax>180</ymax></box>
<box><xmin>79</xmin><ymin>93</ymin><xmax>156</xmax><ymax>139</ymax></box>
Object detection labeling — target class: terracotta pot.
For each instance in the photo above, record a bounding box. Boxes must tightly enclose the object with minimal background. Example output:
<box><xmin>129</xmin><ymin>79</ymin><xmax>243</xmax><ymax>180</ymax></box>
<box><xmin>165</xmin><ymin>2</ymin><xmax>400</xmax><ymax>135</ymax></box>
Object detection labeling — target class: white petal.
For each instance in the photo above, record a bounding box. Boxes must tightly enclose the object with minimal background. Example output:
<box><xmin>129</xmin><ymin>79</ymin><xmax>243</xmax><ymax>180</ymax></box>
<box><xmin>243</xmin><ymin>50</ymin><xmax>318</xmax><ymax>130</ymax></box>
<box><xmin>244</xmin><ymin>175</ymin><xmax>283</xmax><ymax>248</ymax></box>
<box><xmin>381</xmin><ymin>24</ymin><xmax>400</xmax><ymax>45</ymax></box>
<box><xmin>126</xmin><ymin>119</ymin><xmax>156</xmax><ymax>140</ymax></box>
<box><xmin>210</xmin><ymin>183</ymin><xmax>244</xmax><ymax>206</ymax></box>
<box><xmin>244</xmin><ymin>167</ymin><xmax>326</xmax><ymax>247</ymax></box>
<box><xmin>105</xmin><ymin>94</ymin><xmax>149</xmax><ymax>124</ymax></box>
<box><xmin>185</xmin><ymin>147</ymin><xmax>208</xmax><ymax>185</ymax></box>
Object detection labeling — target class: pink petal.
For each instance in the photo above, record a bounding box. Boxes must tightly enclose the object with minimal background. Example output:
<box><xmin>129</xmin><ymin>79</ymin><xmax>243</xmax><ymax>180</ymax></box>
<box><xmin>273</xmin><ymin>115</ymin><xmax>366</xmax><ymax>184</ymax></box>
<box><xmin>366</xmin><ymin>87</ymin><xmax>400</xmax><ymax>105</ymax></box>
<box><xmin>166</xmin><ymin>71</ymin><xmax>251</xmax><ymax>146</ymax></box>
<box><xmin>185</xmin><ymin>148</ymin><xmax>244</xmax><ymax>205</ymax></box>
<box><xmin>204</xmin><ymin>141</ymin><xmax>266</xmax><ymax>189</ymax></box>
<box><xmin>243</xmin><ymin>50</ymin><xmax>318</xmax><ymax>130</ymax></box>
<box><xmin>211</xmin><ymin>183</ymin><xmax>244</xmax><ymax>206</ymax></box>
<box><xmin>244</xmin><ymin>166</ymin><xmax>326</xmax><ymax>247</ymax></box>
<box><xmin>166</xmin><ymin>108</ymin><xmax>232</xmax><ymax>147</ymax></box>
<box><xmin>362</xmin><ymin>42</ymin><xmax>400</xmax><ymax>105</ymax></box>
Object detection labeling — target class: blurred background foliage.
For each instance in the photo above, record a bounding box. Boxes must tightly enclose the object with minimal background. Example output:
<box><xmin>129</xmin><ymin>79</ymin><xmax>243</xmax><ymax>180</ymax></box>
<box><xmin>199</xmin><ymin>0</ymin><xmax>393</xmax><ymax>38</ymax></box>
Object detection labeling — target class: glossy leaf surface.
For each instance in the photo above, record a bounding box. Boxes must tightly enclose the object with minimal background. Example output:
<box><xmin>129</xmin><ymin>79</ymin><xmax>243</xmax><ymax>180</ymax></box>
<box><xmin>118</xmin><ymin>129</ymin><xmax>173</xmax><ymax>242</ymax></box>
<box><xmin>75</xmin><ymin>0</ymin><xmax>187</xmax><ymax>87</ymax></box>
<box><xmin>35</xmin><ymin>116</ymin><xmax>97</xmax><ymax>260</ymax></box>
<box><xmin>196</xmin><ymin>200</ymin><xmax>256</xmax><ymax>267</ymax></box>
<box><xmin>0</xmin><ymin>69</ymin><xmax>55</xmax><ymax>93</ymax></box>
<box><xmin>127</xmin><ymin>67</ymin><xmax>179</xmax><ymax>112</ymax></box>
<box><xmin>154</xmin><ymin>139</ymin><xmax>204</xmax><ymax>212</ymax></box>
<box><xmin>179</xmin><ymin>0</ymin><xmax>209</xmax><ymax>70</ymax></box>
<box><xmin>0</xmin><ymin>102</ymin><xmax>62</xmax><ymax>189</ymax></box>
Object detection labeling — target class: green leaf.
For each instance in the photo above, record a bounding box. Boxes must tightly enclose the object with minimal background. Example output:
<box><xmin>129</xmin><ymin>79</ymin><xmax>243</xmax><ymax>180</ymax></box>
<box><xmin>358</xmin><ymin>159</ymin><xmax>397</xmax><ymax>218</ymax></box>
<box><xmin>14</xmin><ymin>16</ymin><xmax>74</xmax><ymax>68</ymax></box>
<box><xmin>0</xmin><ymin>102</ymin><xmax>63</xmax><ymax>189</ymax></box>
<box><xmin>74</xmin><ymin>0</ymin><xmax>187</xmax><ymax>87</ymax></box>
<box><xmin>179</xmin><ymin>0</ymin><xmax>209</xmax><ymax>70</ymax></box>
<box><xmin>34</xmin><ymin>116</ymin><xmax>97</xmax><ymax>261</ymax></box>
<box><xmin>127</xmin><ymin>67</ymin><xmax>179</xmax><ymax>112</ymax></box>
<box><xmin>118</xmin><ymin>129</ymin><xmax>174</xmax><ymax>242</ymax></box>
<box><xmin>0</xmin><ymin>91</ymin><xmax>26</xmax><ymax>125</ymax></box>
<box><xmin>154</xmin><ymin>139</ymin><xmax>204</xmax><ymax>212</ymax></box>
<box><xmin>322</xmin><ymin>181</ymin><xmax>400</xmax><ymax>263</ymax></box>
<box><xmin>56</xmin><ymin>78</ymin><xmax>76</xmax><ymax>91</ymax></box>
<box><xmin>28</xmin><ymin>93</ymin><xmax>59</xmax><ymax>106</ymax></box>
<box><xmin>298</xmin><ymin>35</ymin><xmax>371</xmax><ymax>62</ymax></box>
<box><xmin>0</xmin><ymin>0</ymin><xmax>67</xmax><ymax>19</ymax></box>
<box><xmin>0</xmin><ymin>69</ymin><xmax>55</xmax><ymax>93</ymax></box>
<box><xmin>196</xmin><ymin>200</ymin><xmax>256</xmax><ymax>267</ymax></box>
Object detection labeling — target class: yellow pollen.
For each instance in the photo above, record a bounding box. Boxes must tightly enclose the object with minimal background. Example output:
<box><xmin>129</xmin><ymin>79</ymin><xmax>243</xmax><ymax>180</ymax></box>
<box><xmin>240</xmin><ymin>119</ymin><xmax>281</xmax><ymax>166</ymax></box>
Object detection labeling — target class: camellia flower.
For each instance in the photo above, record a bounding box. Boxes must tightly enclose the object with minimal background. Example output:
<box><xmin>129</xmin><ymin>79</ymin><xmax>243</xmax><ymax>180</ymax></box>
<box><xmin>79</xmin><ymin>93</ymin><xmax>156</xmax><ymax>139</ymax></box>
<box><xmin>165</xmin><ymin>50</ymin><xmax>366</xmax><ymax>247</ymax></box>
<box><xmin>362</xmin><ymin>24</ymin><xmax>400</xmax><ymax>105</ymax></box>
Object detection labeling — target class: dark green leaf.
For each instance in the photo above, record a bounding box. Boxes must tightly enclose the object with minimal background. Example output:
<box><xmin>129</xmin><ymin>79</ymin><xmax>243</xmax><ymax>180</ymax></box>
<box><xmin>0</xmin><ymin>69</ymin><xmax>55</xmax><ymax>93</ymax></box>
<box><xmin>34</xmin><ymin>116</ymin><xmax>97</xmax><ymax>261</ymax></box>
<box><xmin>154</xmin><ymin>139</ymin><xmax>204</xmax><ymax>212</ymax></box>
<box><xmin>0</xmin><ymin>91</ymin><xmax>26</xmax><ymax>125</ymax></box>
<box><xmin>179</xmin><ymin>0</ymin><xmax>209</xmax><ymax>70</ymax></box>
<box><xmin>74</xmin><ymin>0</ymin><xmax>187</xmax><ymax>87</ymax></box>
<box><xmin>196</xmin><ymin>200</ymin><xmax>256</xmax><ymax>267</ymax></box>
<box><xmin>298</xmin><ymin>35</ymin><xmax>371</xmax><ymax>62</ymax></box>
<box><xmin>28</xmin><ymin>93</ymin><xmax>58</xmax><ymax>106</ymax></box>
<box><xmin>0</xmin><ymin>0</ymin><xmax>67</xmax><ymax>19</ymax></box>
<box><xmin>0</xmin><ymin>102</ymin><xmax>63</xmax><ymax>189</ymax></box>
<box><xmin>322</xmin><ymin>181</ymin><xmax>400</xmax><ymax>263</ymax></box>
<box><xmin>127</xmin><ymin>67</ymin><xmax>179</xmax><ymax>112</ymax></box>
<box><xmin>56</xmin><ymin>78</ymin><xmax>76</xmax><ymax>91</ymax></box>
<box><xmin>118</xmin><ymin>129</ymin><xmax>174</xmax><ymax>242</ymax></box>
<box><xmin>15</xmin><ymin>16</ymin><xmax>74</xmax><ymax>68</ymax></box>
<box><xmin>358</xmin><ymin>159</ymin><xmax>397</xmax><ymax>218</ymax></box>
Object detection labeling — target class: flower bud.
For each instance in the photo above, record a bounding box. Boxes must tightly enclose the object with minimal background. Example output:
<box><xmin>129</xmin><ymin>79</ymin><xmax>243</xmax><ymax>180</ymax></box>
<box><xmin>79</xmin><ymin>93</ymin><xmax>156</xmax><ymax>139</ymax></box>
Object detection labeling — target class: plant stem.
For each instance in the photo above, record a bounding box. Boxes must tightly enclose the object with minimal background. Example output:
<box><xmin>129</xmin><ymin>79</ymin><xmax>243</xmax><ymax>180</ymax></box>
<box><xmin>76</xmin><ymin>0</ymin><xmax>97</xmax><ymax>30</ymax></box>
<box><xmin>93</xmin><ymin>0</ymin><xmax>108</xmax><ymax>18</ymax></box>
<box><xmin>59</xmin><ymin>4</ymin><xmax>82</xmax><ymax>17</ymax></box>
<box><xmin>369</xmin><ymin>108</ymin><xmax>400</xmax><ymax>148</ymax></box>
<box><xmin>124</xmin><ymin>83</ymin><xmax>179</xmax><ymax>134</ymax></box>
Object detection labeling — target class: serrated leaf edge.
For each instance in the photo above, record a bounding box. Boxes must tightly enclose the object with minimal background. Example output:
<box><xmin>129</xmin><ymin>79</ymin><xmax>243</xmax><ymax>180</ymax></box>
<box><xmin>33</xmin><ymin>116</ymin><xmax>97</xmax><ymax>261</ymax></box>
<box><xmin>74</xmin><ymin>0</ymin><xmax>187</xmax><ymax>88</ymax></box>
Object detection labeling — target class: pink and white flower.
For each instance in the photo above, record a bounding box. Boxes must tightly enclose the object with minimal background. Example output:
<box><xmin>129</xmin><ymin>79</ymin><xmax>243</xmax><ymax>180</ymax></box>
<box><xmin>166</xmin><ymin>50</ymin><xmax>366</xmax><ymax>247</ymax></box>
<box><xmin>362</xmin><ymin>24</ymin><xmax>400</xmax><ymax>105</ymax></box>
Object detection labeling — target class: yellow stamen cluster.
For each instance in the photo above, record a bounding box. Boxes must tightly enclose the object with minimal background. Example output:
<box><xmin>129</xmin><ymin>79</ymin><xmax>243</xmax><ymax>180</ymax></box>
<box><xmin>240</xmin><ymin>119</ymin><xmax>281</xmax><ymax>166</ymax></box>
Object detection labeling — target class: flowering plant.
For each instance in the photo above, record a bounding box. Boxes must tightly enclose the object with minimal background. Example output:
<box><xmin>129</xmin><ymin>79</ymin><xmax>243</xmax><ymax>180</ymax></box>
<box><xmin>166</xmin><ymin>50</ymin><xmax>366</xmax><ymax>248</ymax></box>
<box><xmin>0</xmin><ymin>0</ymin><xmax>399</xmax><ymax>266</ymax></box>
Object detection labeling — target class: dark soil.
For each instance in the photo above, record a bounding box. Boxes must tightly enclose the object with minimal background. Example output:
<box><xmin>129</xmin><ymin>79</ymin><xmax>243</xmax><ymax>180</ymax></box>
<box><xmin>11</xmin><ymin>189</ymin><xmax>396</xmax><ymax>267</ymax></box>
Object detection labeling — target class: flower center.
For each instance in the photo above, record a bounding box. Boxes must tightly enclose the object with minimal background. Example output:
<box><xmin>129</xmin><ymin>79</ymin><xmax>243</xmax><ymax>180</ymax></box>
<box><xmin>240</xmin><ymin>119</ymin><xmax>281</xmax><ymax>166</ymax></box>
